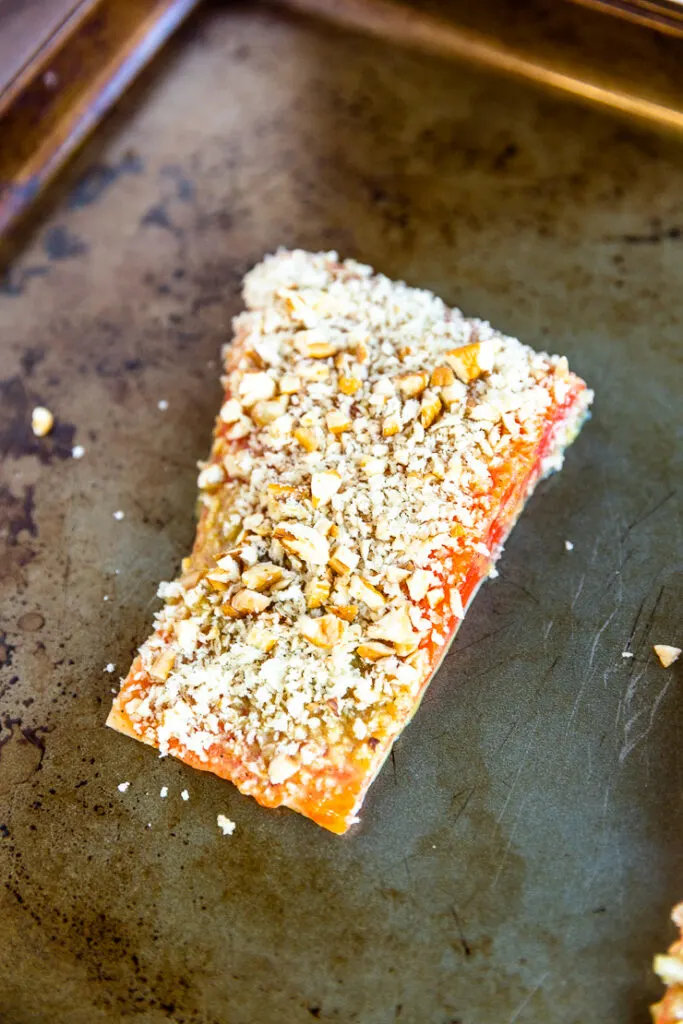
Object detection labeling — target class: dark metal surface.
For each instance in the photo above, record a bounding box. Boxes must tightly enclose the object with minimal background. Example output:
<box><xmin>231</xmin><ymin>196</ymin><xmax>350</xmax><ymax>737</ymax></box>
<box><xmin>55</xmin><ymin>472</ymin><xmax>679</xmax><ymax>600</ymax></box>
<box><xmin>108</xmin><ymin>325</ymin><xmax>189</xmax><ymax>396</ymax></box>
<box><xmin>0</xmin><ymin>3</ymin><xmax>681</xmax><ymax>1021</ymax></box>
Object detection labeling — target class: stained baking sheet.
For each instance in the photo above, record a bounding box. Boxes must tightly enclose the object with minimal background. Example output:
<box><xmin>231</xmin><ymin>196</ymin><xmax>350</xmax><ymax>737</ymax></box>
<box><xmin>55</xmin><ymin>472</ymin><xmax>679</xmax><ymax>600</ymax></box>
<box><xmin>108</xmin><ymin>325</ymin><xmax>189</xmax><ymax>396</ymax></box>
<box><xmin>0</xmin><ymin>2</ymin><xmax>682</xmax><ymax>1022</ymax></box>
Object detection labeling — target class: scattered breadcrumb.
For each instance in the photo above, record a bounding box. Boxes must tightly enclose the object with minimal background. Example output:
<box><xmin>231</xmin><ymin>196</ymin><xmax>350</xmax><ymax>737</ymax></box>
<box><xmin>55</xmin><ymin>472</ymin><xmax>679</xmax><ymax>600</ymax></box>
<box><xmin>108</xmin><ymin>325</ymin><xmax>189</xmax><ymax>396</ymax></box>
<box><xmin>564</xmin><ymin>540</ymin><xmax>574</xmax><ymax>551</ymax></box>
<box><xmin>117</xmin><ymin>781</ymin><xmax>130</xmax><ymax>792</ymax></box>
<box><xmin>217</xmin><ymin>814</ymin><xmax>236</xmax><ymax>836</ymax></box>
<box><xmin>654</xmin><ymin>645</ymin><xmax>681</xmax><ymax>669</ymax></box>
<box><xmin>621</xmin><ymin>652</ymin><xmax>634</xmax><ymax>659</ymax></box>
<box><xmin>158</xmin><ymin>400</ymin><xmax>169</xmax><ymax>411</ymax></box>
<box><xmin>180</xmin><ymin>789</ymin><xmax>189</xmax><ymax>801</ymax></box>
<box><xmin>71</xmin><ymin>444</ymin><xmax>85</xmax><ymax>459</ymax></box>
<box><xmin>113</xmin><ymin>510</ymin><xmax>125</xmax><ymax>521</ymax></box>
<box><xmin>103</xmin><ymin>595</ymin><xmax>110</xmax><ymax>602</ymax></box>
<box><xmin>31</xmin><ymin>406</ymin><xmax>54</xmax><ymax>437</ymax></box>
<box><xmin>105</xmin><ymin>663</ymin><xmax>116</xmax><ymax>673</ymax></box>
<box><xmin>160</xmin><ymin>786</ymin><xmax>168</xmax><ymax>798</ymax></box>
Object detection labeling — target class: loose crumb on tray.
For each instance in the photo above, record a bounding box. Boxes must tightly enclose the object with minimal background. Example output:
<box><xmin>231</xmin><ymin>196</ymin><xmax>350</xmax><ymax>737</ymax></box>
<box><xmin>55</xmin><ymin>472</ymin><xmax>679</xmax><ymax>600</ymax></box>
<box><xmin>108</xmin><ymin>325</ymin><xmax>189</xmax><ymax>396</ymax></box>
<box><xmin>31</xmin><ymin>406</ymin><xmax>54</xmax><ymax>437</ymax></box>
<box><xmin>564</xmin><ymin>540</ymin><xmax>574</xmax><ymax>551</ymax></box>
<box><xmin>72</xmin><ymin>444</ymin><xmax>85</xmax><ymax>459</ymax></box>
<box><xmin>217</xmin><ymin>814</ymin><xmax>236</xmax><ymax>835</ymax></box>
<box><xmin>181</xmin><ymin>789</ymin><xmax>189</xmax><ymax>801</ymax></box>
<box><xmin>654</xmin><ymin>645</ymin><xmax>682</xmax><ymax>669</ymax></box>
<box><xmin>113</xmin><ymin>510</ymin><xmax>125</xmax><ymax>521</ymax></box>
<box><xmin>117</xmin><ymin>781</ymin><xmax>130</xmax><ymax>792</ymax></box>
<box><xmin>160</xmin><ymin>786</ymin><xmax>168</xmax><ymax>798</ymax></box>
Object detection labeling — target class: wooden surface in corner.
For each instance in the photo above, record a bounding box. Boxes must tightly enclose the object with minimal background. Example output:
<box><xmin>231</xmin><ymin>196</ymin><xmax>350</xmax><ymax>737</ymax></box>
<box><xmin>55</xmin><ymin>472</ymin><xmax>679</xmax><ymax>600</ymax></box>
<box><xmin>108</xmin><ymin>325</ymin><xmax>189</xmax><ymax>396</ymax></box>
<box><xmin>568</xmin><ymin>0</ymin><xmax>683</xmax><ymax>39</ymax></box>
<box><xmin>0</xmin><ymin>0</ymin><xmax>200</xmax><ymax>238</ymax></box>
<box><xmin>0</xmin><ymin>1</ymin><xmax>88</xmax><ymax>98</ymax></box>
<box><xmin>274</xmin><ymin>0</ymin><xmax>683</xmax><ymax>133</ymax></box>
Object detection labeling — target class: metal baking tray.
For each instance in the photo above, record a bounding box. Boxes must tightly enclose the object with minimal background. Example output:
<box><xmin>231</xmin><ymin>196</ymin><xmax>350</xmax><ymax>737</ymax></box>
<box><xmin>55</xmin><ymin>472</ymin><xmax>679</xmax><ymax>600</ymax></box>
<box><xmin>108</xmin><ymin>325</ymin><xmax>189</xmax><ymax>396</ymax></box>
<box><xmin>0</xmin><ymin>2</ymin><xmax>681</xmax><ymax>1021</ymax></box>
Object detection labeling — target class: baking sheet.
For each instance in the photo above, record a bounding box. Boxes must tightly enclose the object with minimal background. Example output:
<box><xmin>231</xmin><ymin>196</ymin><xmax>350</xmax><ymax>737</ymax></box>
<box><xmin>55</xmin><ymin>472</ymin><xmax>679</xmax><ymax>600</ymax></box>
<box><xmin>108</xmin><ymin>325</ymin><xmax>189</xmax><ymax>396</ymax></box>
<box><xmin>0</xmin><ymin>2</ymin><xmax>682</xmax><ymax>1021</ymax></box>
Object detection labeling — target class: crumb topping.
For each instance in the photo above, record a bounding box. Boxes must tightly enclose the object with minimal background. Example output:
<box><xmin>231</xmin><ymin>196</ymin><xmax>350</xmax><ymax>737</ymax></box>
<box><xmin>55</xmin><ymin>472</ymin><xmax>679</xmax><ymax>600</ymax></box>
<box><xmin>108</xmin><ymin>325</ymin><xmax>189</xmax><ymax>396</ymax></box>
<box><xmin>119</xmin><ymin>249</ymin><xmax>590</xmax><ymax>790</ymax></box>
<box><xmin>654</xmin><ymin>644</ymin><xmax>681</xmax><ymax>669</ymax></box>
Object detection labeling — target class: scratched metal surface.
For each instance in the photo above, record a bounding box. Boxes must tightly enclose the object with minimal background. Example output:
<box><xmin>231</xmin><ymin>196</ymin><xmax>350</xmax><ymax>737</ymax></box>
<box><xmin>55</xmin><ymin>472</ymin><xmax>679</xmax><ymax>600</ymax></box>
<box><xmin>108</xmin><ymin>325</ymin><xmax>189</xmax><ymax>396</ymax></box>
<box><xmin>0</xmin><ymin>3</ymin><xmax>682</xmax><ymax>1022</ymax></box>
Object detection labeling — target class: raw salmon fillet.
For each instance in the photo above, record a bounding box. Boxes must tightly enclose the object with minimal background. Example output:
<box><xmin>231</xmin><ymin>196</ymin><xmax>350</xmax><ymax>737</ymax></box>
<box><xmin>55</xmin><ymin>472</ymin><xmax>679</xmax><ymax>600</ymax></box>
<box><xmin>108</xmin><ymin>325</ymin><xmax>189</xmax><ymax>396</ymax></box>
<box><xmin>107</xmin><ymin>250</ymin><xmax>592</xmax><ymax>833</ymax></box>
